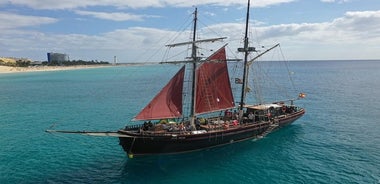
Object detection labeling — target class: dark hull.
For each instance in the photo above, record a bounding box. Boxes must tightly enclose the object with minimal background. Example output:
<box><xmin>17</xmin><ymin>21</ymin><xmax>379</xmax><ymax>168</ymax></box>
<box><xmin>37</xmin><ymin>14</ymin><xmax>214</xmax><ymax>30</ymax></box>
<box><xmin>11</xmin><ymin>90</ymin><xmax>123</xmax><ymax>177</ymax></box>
<box><xmin>118</xmin><ymin>109</ymin><xmax>305</xmax><ymax>156</ymax></box>
<box><xmin>276</xmin><ymin>108</ymin><xmax>306</xmax><ymax>127</ymax></box>
<box><xmin>119</xmin><ymin>123</ymin><xmax>268</xmax><ymax>156</ymax></box>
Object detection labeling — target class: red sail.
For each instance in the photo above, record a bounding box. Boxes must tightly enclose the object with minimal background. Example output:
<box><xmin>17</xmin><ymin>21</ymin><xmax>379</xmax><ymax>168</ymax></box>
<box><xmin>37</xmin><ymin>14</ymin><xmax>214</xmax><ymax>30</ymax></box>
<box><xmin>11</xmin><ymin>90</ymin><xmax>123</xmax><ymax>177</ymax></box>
<box><xmin>135</xmin><ymin>66</ymin><xmax>185</xmax><ymax>120</ymax></box>
<box><xmin>195</xmin><ymin>47</ymin><xmax>235</xmax><ymax>114</ymax></box>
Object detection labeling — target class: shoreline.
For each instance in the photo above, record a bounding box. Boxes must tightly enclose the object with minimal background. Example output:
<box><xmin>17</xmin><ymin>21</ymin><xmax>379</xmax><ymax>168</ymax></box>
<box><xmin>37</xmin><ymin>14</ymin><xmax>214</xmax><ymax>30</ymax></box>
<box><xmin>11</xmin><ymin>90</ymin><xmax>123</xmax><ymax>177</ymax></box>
<box><xmin>0</xmin><ymin>65</ymin><xmax>113</xmax><ymax>74</ymax></box>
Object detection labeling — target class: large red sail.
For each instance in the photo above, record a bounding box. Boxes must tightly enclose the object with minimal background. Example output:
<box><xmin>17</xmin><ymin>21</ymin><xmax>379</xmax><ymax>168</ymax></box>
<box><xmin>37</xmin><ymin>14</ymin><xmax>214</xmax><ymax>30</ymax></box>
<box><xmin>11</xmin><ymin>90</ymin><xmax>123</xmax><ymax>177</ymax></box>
<box><xmin>195</xmin><ymin>47</ymin><xmax>235</xmax><ymax>114</ymax></box>
<box><xmin>134</xmin><ymin>66</ymin><xmax>185</xmax><ymax>120</ymax></box>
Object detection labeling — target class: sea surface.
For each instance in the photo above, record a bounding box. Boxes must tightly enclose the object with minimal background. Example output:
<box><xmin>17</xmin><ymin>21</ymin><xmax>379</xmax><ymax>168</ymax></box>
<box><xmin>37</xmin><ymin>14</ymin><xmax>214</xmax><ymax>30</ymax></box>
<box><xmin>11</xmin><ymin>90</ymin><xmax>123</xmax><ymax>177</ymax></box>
<box><xmin>0</xmin><ymin>60</ymin><xmax>379</xmax><ymax>184</ymax></box>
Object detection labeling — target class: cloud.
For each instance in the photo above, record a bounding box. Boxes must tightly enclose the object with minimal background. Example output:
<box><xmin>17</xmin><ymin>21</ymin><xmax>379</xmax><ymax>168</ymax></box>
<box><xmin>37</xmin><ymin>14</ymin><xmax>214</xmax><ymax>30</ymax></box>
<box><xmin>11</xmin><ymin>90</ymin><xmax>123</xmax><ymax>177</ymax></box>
<box><xmin>204</xmin><ymin>11</ymin><xmax>216</xmax><ymax>17</ymax></box>
<box><xmin>0</xmin><ymin>12</ymin><xmax>57</xmax><ymax>29</ymax></box>
<box><xmin>0</xmin><ymin>0</ymin><xmax>295</xmax><ymax>10</ymax></box>
<box><xmin>1</xmin><ymin>10</ymin><xmax>380</xmax><ymax>61</ymax></box>
<box><xmin>212</xmin><ymin>10</ymin><xmax>380</xmax><ymax>47</ymax></box>
<box><xmin>0</xmin><ymin>26</ymin><xmax>180</xmax><ymax>61</ymax></box>
<box><xmin>320</xmin><ymin>0</ymin><xmax>349</xmax><ymax>3</ymax></box>
<box><xmin>332</xmin><ymin>11</ymin><xmax>380</xmax><ymax>33</ymax></box>
<box><xmin>126</xmin><ymin>9</ymin><xmax>380</xmax><ymax>60</ymax></box>
<box><xmin>258</xmin><ymin>10</ymin><xmax>380</xmax><ymax>59</ymax></box>
<box><xmin>74</xmin><ymin>10</ymin><xmax>153</xmax><ymax>21</ymax></box>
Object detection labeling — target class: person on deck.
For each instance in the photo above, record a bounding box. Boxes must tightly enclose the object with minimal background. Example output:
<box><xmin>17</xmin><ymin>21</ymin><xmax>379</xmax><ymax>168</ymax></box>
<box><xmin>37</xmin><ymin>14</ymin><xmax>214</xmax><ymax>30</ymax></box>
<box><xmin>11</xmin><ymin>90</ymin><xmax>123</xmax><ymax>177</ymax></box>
<box><xmin>148</xmin><ymin>121</ymin><xmax>153</xmax><ymax>130</ymax></box>
<box><xmin>233</xmin><ymin>110</ymin><xmax>239</xmax><ymax>120</ymax></box>
<box><xmin>248</xmin><ymin>112</ymin><xmax>254</xmax><ymax>123</ymax></box>
<box><xmin>224</xmin><ymin>109</ymin><xmax>232</xmax><ymax>121</ymax></box>
<box><xmin>195</xmin><ymin>118</ymin><xmax>201</xmax><ymax>130</ymax></box>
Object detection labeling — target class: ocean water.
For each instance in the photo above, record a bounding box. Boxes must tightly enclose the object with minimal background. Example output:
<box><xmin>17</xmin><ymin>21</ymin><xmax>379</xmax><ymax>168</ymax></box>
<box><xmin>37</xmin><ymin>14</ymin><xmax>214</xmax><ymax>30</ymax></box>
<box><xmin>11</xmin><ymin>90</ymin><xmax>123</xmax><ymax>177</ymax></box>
<box><xmin>0</xmin><ymin>60</ymin><xmax>379</xmax><ymax>183</ymax></box>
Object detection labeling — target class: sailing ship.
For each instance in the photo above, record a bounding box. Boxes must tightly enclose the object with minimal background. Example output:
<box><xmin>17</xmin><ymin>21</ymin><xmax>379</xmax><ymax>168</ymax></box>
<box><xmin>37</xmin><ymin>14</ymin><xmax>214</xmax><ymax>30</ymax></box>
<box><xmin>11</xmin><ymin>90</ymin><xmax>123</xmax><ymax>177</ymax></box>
<box><xmin>47</xmin><ymin>0</ymin><xmax>305</xmax><ymax>158</ymax></box>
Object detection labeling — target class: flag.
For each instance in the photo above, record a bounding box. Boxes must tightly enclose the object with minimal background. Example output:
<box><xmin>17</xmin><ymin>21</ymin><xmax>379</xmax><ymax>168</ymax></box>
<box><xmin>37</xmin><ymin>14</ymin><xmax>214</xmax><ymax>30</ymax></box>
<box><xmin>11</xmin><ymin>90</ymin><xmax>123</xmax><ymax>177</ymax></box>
<box><xmin>298</xmin><ymin>93</ymin><xmax>306</xmax><ymax>98</ymax></box>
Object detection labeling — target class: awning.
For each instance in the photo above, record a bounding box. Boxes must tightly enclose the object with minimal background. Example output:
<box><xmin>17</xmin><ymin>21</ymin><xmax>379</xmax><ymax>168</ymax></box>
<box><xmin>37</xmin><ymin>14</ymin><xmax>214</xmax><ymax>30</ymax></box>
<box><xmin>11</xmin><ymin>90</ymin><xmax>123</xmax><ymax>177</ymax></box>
<box><xmin>245</xmin><ymin>104</ymin><xmax>282</xmax><ymax>110</ymax></box>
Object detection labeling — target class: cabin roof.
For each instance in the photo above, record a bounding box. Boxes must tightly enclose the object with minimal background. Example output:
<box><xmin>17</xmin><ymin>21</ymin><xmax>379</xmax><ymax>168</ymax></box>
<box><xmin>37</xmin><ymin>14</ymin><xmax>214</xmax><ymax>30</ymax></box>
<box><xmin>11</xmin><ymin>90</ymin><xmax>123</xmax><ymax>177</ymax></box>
<box><xmin>245</xmin><ymin>104</ymin><xmax>282</xmax><ymax>110</ymax></box>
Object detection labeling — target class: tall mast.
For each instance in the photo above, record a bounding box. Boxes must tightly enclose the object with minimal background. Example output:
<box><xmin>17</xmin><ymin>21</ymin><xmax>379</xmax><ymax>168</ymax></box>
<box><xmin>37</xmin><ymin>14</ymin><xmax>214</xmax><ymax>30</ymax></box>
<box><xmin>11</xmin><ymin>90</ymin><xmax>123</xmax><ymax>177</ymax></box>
<box><xmin>190</xmin><ymin>8</ymin><xmax>198</xmax><ymax>125</ymax></box>
<box><xmin>164</xmin><ymin>7</ymin><xmax>226</xmax><ymax>124</ymax></box>
<box><xmin>238</xmin><ymin>0</ymin><xmax>252</xmax><ymax>112</ymax></box>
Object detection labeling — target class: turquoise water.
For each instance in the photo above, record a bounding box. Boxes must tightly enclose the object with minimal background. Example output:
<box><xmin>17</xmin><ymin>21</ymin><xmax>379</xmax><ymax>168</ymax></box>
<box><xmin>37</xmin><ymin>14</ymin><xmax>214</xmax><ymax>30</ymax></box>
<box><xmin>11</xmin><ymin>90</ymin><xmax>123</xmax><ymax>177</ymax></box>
<box><xmin>1</xmin><ymin>61</ymin><xmax>379</xmax><ymax>183</ymax></box>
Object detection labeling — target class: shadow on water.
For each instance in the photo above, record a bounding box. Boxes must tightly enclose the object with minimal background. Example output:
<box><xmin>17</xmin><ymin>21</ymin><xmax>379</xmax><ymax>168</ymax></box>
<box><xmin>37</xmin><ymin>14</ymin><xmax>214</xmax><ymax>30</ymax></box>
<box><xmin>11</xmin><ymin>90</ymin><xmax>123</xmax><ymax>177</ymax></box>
<box><xmin>119</xmin><ymin>146</ymin><xmax>252</xmax><ymax>183</ymax></box>
<box><xmin>118</xmin><ymin>124</ymin><xmax>303</xmax><ymax>183</ymax></box>
<box><xmin>18</xmin><ymin>124</ymin><xmax>304</xmax><ymax>184</ymax></box>
<box><xmin>26</xmin><ymin>124</ymin><xmax>303</xmax><ymax>184</ymax></box>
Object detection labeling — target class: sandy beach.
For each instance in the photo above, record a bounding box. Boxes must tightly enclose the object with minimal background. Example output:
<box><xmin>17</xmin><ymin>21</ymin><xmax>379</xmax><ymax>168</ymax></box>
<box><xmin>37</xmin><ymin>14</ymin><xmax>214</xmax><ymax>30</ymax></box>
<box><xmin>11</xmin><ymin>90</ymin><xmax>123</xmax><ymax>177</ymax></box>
<box><xmin>0</xmin><ymin>65</ymin><xmax>112</xmax><ymax>74</ymax></box>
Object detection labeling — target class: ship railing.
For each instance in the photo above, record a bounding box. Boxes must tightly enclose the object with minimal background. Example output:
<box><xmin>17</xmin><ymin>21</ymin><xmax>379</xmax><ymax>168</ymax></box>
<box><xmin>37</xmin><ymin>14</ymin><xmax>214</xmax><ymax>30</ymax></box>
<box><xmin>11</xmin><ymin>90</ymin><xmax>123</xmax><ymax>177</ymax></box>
<box><xmin>122</xmin><ymin>121</ymin><xmax>271</xmax><ymax>136</ymax></box>
<box><xmin>123</xmin><ymin>124</ymin><xmax>143</xmax><ymax>131</ymax></box>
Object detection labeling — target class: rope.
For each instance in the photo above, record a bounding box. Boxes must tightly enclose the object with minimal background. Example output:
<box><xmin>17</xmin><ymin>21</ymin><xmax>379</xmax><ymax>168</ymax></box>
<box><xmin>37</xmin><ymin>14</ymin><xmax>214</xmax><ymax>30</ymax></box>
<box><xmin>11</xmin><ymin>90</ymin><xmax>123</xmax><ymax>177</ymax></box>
<box><xmin>279</xmin><ymin>45</ymin><xmax>298</xmax><ymax>93</ymax></box>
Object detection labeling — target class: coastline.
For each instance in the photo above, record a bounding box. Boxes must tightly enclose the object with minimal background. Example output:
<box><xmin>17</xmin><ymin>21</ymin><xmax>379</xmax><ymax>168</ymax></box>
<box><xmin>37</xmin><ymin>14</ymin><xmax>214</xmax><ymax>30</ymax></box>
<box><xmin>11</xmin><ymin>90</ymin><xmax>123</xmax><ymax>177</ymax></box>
<box><xmin>0</xmin><ymin>65</ymin><xmax>113</xmax><ymax>74</ymax></box>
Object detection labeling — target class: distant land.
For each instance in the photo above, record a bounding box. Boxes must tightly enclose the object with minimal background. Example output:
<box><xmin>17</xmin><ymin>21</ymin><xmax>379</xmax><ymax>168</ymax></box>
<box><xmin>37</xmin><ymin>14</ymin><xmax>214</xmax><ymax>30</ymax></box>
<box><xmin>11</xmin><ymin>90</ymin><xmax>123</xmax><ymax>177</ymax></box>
<box><xmin>1</xmin><ymin>55</ymin><xmax>379</xmax><ymax>74</ymax></box>
<box><xmin>0</xmin><ymin>56</ymin><xmax>162</xmax><ymax>74</ymax></box>
<box><xmin>0</xmin><ymin>56</ymin><xmax>109</xmax><ymax>73</ymax></box>
<box><xmin>0</xmin><ymin>65</ymin><xmax>113</xmax><ymax>74</ymax></box>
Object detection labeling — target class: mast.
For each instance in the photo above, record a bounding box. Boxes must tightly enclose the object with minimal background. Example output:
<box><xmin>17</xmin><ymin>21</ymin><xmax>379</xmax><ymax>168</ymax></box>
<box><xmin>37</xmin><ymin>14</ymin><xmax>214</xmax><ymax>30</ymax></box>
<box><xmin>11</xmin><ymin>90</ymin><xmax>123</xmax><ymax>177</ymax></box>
<box><xmin>163</xmin><ymin>8</ymin><xmax>226</xmax><ymax>125</ymax></box>
<box><xmin>238</xmin><ymin>0</ymin><xmax>253</xmax><ymax>113</ymax></box>
<box><xmin>190</xmin><ymin>8</ymin><xmax>198</xmax><ymax>125</ymax></box>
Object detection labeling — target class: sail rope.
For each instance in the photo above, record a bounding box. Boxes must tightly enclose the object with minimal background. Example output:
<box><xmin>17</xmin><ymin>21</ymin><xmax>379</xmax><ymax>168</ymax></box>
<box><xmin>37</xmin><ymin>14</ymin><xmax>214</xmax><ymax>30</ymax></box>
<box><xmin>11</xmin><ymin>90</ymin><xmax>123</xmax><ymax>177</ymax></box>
<box><xmin>250</xmin><ymin>60</ymin><xmax>264</xmax><ymax>103</ymax></box>
<box><xmin>197</xmin><ymin>18</ymin><xmax>226</xmax><ymax>42</ymax></box>
<box><xmin>228</xmin><ymin>44</ymin><xmax>300</xmax><ymax>105</ymax></box>
<box><xmin>278</xmin><ymin>45</ymin><xmax>298</xmax><ymax>93</ymax></box>
<box><xmin>254</xmin><ymin>47</ymin><xmax>298</xmax><ymax>101</ymax></box>
<box><xmin>182</xmin><ymin>64</ymin><xmax>193</xmax><ymax>119</ymax></box>
<box><xmin>136</xmin><ymin>13</ymin><xmax>194</xmax><ymax>63</ymax></box>
<box><xmin>47</xmin><ymin>11</ymin><xmax>198</xmax><ymax>128</ymax></box>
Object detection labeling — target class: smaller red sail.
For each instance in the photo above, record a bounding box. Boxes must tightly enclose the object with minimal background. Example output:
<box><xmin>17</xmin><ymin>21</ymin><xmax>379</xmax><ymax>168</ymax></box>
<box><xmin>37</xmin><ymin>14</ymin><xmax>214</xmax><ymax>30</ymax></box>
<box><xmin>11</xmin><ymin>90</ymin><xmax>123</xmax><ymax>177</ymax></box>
<box><xmin>134</xmin><ymin>66</ymin><xmax>185</xmax><ymax>120</ymax></box>
<box><xmin>195</xmin><ymin>46</ymin><xmax>235</xmax><ymax>114</ymax></box>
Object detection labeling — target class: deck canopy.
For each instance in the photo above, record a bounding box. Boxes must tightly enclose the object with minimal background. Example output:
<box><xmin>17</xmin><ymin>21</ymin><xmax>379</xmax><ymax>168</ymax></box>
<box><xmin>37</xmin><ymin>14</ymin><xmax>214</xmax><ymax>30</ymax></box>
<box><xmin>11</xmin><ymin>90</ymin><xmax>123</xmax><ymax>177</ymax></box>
<box><xmin>245</xmin><ymin>104</ymin><xmax>282</xmax><ymax>110</ymax></box>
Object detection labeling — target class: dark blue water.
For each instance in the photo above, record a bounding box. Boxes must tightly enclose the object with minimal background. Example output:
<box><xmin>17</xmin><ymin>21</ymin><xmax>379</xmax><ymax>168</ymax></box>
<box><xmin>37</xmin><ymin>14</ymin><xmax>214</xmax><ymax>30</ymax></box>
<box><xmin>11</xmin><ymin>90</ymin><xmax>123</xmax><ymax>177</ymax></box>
<box><xmin>1</xmin><ymin>61</ymin><xmax>379</xmax><ymax>183</ymax></box>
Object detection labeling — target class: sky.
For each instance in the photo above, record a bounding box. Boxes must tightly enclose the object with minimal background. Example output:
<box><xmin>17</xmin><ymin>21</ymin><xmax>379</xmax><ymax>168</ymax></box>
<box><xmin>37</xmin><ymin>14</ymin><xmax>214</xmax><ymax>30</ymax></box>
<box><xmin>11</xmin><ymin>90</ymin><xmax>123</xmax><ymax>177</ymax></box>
<box><xmin>1</xmin><ymin>0</ymin><xmax>380</xmax><ymax>62</ymax></box>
